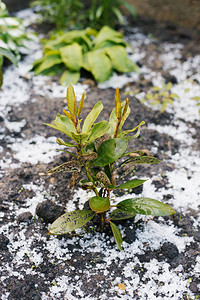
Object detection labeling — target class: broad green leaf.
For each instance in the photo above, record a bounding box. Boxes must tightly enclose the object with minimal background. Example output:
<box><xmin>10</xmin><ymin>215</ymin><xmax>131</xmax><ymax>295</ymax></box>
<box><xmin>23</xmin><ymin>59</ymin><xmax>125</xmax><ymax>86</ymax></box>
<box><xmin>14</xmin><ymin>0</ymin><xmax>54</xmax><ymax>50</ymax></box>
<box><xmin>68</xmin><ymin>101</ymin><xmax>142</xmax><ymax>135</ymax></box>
<box><xmin>110</xmin><ymin>221</ymin><xmax>123</xmax><ymax>251</ymax></box>
<box><xmin>60</xmin><ymin>70</ymin><xmax>80</xmax><ymax>85</ymax></box>
<box><xmin>45</xmin><ymin>114</ymin><xmax>76</xmax><ymax>138</ymax></box>
<box><xmin>56</xmin><ymin>138</ymin><xmax>76</xmax><ymax>147</ymax></box>
<box><xmin>71</xmin><ymin>132</ymin><xmax>90</xmax><ymax>144</ymax></box>
<box><xmin>120</xmin><ymin>156</ymin><xmax>161</xmax><ymax>167</ymax></box>
<box><xmin>89</xmin><ymin>196</ymin><xmax>110</xmax><ymax>213</ymax></box>
<box><xmin>87</xmin><ymin>121</ymin><xmax>110</xmax><ymax>143</ymax></box>
<box><xmin>49</xmin><ymin>210</ymin><xmax>95</xmax><ymax>235</ymax></box>
<box><xmin>87</xmin><ymin>50</ymin><xmax>112</xmax><ymax>82</ymax></box>
<box><xmin>33</xmin><ymin>52</ymin><xmax>62</xmax><ymax>75</ymax></box>
<box><xmin>110</xmin><ymin>209</ymin><xmax>136</xmax><ymax>220</ymax></box>
<box><xmin>118</xmin><ymin>120</ymin><xmax>145</xmax><ymax>138</ymax></box>
<box><xmin>117</xmin><ymin>197</ymin><xmax>176</xmax><ymax>216</ymax></box>
<box><xmin>0</xmin><ymin>46</ymin><xmax>17</xmax><ymax>66</ymax></box>
<box><xmin>59</xmin><ymin>43</ymin><xmax>82</xmax><ymax>71</ymax></box>
<box><xmin>116</xmin><ymin>179</ymin><xmax>147</xmax><ymax>189</ymax></box>
<box><xmin>93</xmin><ymin>138</ymin><xmax>128</xmax><ymax>167</ymax></box>
<box><xmin>105</xmin><ymin>46</ymin><xmax>135</xmax><ymax>73</ymax></box>
<box><xmin>93</xmin><ymin>26</ymin><xmax>123</xmax><ymax>49</ymax></box>
<box><xmin>82</xmin><ymin>101</ymin><xmax>103</xmax><ymax>133</ymax></box>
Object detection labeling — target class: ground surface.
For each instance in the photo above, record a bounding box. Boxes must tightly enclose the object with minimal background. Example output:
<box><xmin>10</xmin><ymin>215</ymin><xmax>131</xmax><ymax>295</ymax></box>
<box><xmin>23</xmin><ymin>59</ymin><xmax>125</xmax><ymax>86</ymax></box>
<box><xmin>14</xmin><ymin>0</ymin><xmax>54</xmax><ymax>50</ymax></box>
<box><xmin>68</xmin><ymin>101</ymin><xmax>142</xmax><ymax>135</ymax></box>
<box><xmin>0</xmin><ymin>9</ymin><xmax>200</xmax><ymax>300</ymax></box>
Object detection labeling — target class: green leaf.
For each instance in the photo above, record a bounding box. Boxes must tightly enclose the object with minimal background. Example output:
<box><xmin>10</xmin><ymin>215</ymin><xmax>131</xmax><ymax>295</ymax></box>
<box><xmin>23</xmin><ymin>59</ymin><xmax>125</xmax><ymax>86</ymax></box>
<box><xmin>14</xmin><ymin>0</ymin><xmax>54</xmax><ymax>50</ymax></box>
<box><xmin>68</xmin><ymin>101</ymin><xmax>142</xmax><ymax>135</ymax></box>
<box><xmin>116</xmin><ymin>179</ymin><xmax>147</xmax><ymax>189</ymax></box>
<box><xmin>111</xmin><ymin>7</ymin><xmax>124</xmax><ymax>24</ymax></box>
<box><xmin>105</xmin><ymin>46</ymin><xmax>135</xmax><ymax>73</ymax></box>
<box><xmin>93</xmin><ymin>138</ymin><xmax>128</xmax><ymax>167</ymax></box>
<box><xmin>118</xmin><ymin>120</ymin><xmax>145</xmax><ymax>138</ymax></box>
<box><xmin>49</xmin><ymin>210</ymin><xmax>95</xmax><ymax>235</ymax></box>
<box><xmin>110</xmin><ymin>222</ymin><xmax>123</xmax><ymax>251</ymax></box>
<box><xmin>60</xmin><ymin>70</ymin><xmax>80</xmax><ymax>85</ymax></box>
<box><xmin>59</xmin><ymin>43</ymin><xmax>82</xmax><ymax>71</ymax></box>
<box><xmin>87</xmin><ymin>121</ymin><xmax>110</xmax><ymax>143</ymax></box>
<box><xmin>47</xmin><ymin>160</ymin><xmax>81</xmax><ymax>174</ymax></box>
<box><xmin>93</xmin><ymin>26</ymin><xmax>123</xmax><ymax>49</ymax></box>
<box><xmin>123</xmin><ymin>1</ymin><xmax>137</xmax><ymax>17</ymax></box>
<box><xmin>45</xmin><ymin>114</ymin><xmax>76</xmax><ymax>138</ymax></box>
<box><xmin>56</xmin><ymin>138</ymin><xmax>76</xmax><ymax>148</ymax></box>
<box><xmin>66</xmin><ymin>83</ymin><xmax>75</xmax><ymax>116</ymax></box>
<box><xmin>120</xmin><ymin>156</ymin><xmax>161</xmax><ymax>167</ymax></box>
<box><xmin>86</xmin><ymin>50</ymin><xmax>112</xmax><ymax>82</ymax></box>
<box><xmin>109</xmin><ymin>101</ymin><xmax>130</xmax><ymax>137</ymax></box>
<box><xmin>89</xmin><ymin>196</ymin><xmax>110</xmax><ymax>213</ymax></box>
<box><xmin>117</xmin><ymin>197</ymin><xmax>176</xmax><ymax>216</ymax></box>
<box><xmin>0</xmin><ymin>46</ymin><xmax>18</xmax><ymax>66</ymax></box>
<box><xmin>110</xmin><ymin>209</ymin><xmax>136</xmax><ymax>220</ymax></box>
<box><xmin>71</xmin><ymin>132</ymin><xmax>90</xmax><ymax>144</ymax></box>
<box><xmin>33</xmin><ymin>51</ymin><xmax>62</xmax><ymax>75</ymax></box>
<box><xmin>82</xmin><ymin>101</ymin><xmax>103</xmax><ymax>133</ymax></box>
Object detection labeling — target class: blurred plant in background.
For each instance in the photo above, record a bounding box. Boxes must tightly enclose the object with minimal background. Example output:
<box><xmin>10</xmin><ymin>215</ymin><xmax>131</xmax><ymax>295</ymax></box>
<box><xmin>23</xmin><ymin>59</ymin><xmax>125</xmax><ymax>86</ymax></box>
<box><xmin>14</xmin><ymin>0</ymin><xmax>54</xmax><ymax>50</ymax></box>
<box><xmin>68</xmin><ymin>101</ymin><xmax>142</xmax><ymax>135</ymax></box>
<box><xmin>32</xmin><ymin>26</ymin><xmax>139</xmax><ymax>85</ymax></box>
<box><xmin>31</xmin><ymin>0</ymin><xmax>136</xmax><ymax>30</ymax></box>
<box><xmin>0</xmin><ymin>0</ymin><xmax>34</xmax><ymax>88</ymax></box>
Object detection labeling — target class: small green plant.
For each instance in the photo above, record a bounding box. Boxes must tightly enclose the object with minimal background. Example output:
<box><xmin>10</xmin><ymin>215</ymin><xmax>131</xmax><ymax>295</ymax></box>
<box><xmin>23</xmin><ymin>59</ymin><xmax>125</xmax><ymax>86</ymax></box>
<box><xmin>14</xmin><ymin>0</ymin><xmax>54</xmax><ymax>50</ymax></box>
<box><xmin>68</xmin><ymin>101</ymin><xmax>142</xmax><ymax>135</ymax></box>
<box><xmin>33</xmin><ymin>26</ymin><xmax>139</xmax><ymax>85</ymax></box>
<box><xmin>31</xmin><ymin>0</ymin><xmax>136</xmax><ymax>30</ymax></box>
<box><xmin>138</xmin><ymin>82</ymin><xmax>179</xmax><ymax>113</ymax></box>
<box><xmin>0</xmin><ymin>0</ymin><xmax>33</xmax><ymax>87</ymax></box>
<box><xmin>46</xmin><ymin>84</ymin><xmax>175</xmax><ymax>251</ymax></box>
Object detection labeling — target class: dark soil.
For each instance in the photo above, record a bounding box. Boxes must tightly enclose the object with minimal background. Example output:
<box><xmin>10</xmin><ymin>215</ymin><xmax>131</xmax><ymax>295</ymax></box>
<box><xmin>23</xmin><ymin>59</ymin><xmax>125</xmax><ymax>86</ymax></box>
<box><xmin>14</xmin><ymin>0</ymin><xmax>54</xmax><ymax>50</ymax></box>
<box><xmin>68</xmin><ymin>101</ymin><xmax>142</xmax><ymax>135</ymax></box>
<box><xmin>0</xmin><ymin>11</ymin><xmax>200</xmax><ymax>300</ymax></box>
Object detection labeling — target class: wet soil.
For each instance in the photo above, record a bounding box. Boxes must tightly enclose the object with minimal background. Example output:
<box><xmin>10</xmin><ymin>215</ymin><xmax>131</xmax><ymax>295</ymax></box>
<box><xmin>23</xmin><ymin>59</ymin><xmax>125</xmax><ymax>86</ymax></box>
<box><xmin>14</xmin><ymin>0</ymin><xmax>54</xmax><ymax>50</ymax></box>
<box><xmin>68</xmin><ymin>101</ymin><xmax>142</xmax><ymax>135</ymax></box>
<box><xmin>0</xmin><ymin>15</ymin><xmax>200</xmax><ymax>300</ymax></box>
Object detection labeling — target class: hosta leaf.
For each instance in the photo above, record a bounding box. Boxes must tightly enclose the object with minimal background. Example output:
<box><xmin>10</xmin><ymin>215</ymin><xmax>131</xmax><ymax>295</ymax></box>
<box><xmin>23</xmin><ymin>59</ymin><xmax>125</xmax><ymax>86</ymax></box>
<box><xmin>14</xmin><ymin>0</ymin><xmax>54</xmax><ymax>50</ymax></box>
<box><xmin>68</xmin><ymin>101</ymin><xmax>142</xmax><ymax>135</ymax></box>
<box><xmin>60</xmin><ymin>70</ymin><xmax>80</xmax><ymax>85</ymax></box>
<box><xmin>117</xmin><ymin>197</ymin><xmax>176</xmax><ymax>216</ymax></box>
<box><xmin>110</xmin><ymin>209</ymin><xmax>136</xmax><ymax>220</ymax></box>
<box><xmin>116</xmin><ymin>179</ymin><xmax>147</xmax><ymax>189</ymax></box>
<box><xmin>87</xmin><ymin>121</ymin><xmax>110</xmax><ymax>143</ymax></box>
<box><xmin>89</xmin><ymin>196</ymin><xmax>110</xmax><ymax>213</ymax></box>
<box><xmin>0</xmin><ymin>46</ymin><xmax>18</xmax><ymax>66</ymax></box>
<box><xmin>87</xmin><ymin>50</ymin><xmax>112</xmax><ymax>82</ymax></box>
<box><xmin>105</xmin><ymin>46</ymin><xmax>135</xmax><ymax>73</ymax></box>
<box><xmin>47</xmin><ymin>160</ymin><xmax>81</xmax><ymax>174</ymax></box>
<box><xmin>82</xmin><ymin>101</ymin><xmax>103</xmax><ymax>133</ymax></box>
<box><xmin>120</xmin><ymin>156</ymin><xmax>161</xmax><ymax>167</ymax></box>
<box><xmin>33</xmin><ymin>52</ymin><xmax>62</xmax><ymax>75</ymax></box>
<box><xmin>110</xmin><ymin>221</ymin><xmax>123</xmax><ymax>251</ymax></box>
<box><xmin>49</xmin><ymin>210</ymin><xmax>95</xmax><ymax>235</ymax></box>
<box><xmin>93</xmin><ymin>26</ymin><xmax>123</xmax><ymax>49</ymax></box>
<box><xmin>56</xmin><ymin>138</ymin><xmax>76</xmax><ymax>147</ymax></box>
<box><xmin>93</xmin><ymin>138</ymin><xmax>128</xmax><ymax>167</ymax></box>
<box><xmin>59</xmin><ymin>43</ymin><xmax>82</xmax><ymax>71</ymax></box>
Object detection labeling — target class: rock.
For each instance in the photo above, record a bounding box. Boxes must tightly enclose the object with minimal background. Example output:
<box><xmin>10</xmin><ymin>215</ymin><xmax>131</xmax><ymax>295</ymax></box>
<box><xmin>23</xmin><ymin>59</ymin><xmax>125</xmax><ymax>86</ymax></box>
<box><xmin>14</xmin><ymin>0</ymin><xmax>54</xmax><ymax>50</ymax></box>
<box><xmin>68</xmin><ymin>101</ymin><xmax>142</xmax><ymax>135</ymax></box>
<box><xmin>36</xmin><ymin>200</ymin><xmax>65</xmax><ymax>223</ymax></box>
<box><xmin>161</xmin><ymin>242</ymin><xmax>179</xmax><ymax>261</ymax></box>
<box><xmin>17</xmin><ymin>211</ymin><xmax>33</xmax><ymax>223</ymax></box>
<box><xmin>0</xmin><ymin>234</ymin><xmax>9</xmax><ymax>250</ymax></box>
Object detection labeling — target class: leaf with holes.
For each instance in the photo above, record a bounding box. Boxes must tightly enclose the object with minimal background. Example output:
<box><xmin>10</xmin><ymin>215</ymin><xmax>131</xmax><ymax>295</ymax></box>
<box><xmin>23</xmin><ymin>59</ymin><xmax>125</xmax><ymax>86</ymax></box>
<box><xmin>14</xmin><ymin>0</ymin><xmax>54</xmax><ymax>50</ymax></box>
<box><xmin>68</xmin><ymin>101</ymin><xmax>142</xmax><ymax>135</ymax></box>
<box><xmin>49</xmin><ymin>210</ymin><xmax>95</xmax><ymax>235</ymax></box>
